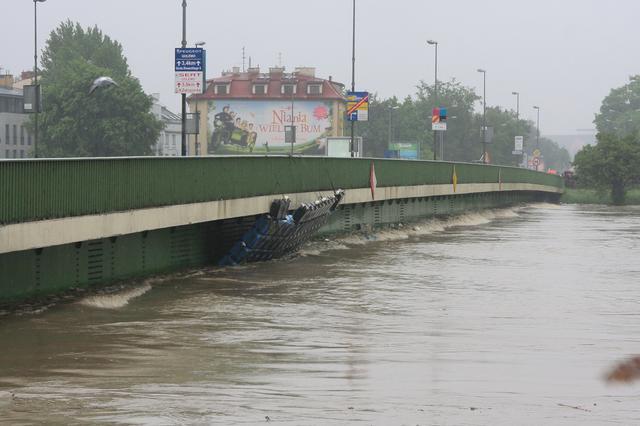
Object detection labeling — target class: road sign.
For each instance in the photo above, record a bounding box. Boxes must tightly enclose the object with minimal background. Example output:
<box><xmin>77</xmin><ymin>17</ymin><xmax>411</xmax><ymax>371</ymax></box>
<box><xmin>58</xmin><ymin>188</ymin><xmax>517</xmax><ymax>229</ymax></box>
<box><xmin>175</xmin><ymin>48</ymin><xmax>204</xmax><ymax>71</ymax></box>
<box><xmin>175</xmin><ymin>48</ymin><xmax>205</xmax><ymax>94</ymax></box>
<box><xmin>432</xmin><ymin>107</ymin><xmax>447</xmax><ymax>131</ymax></box>
<box><xmin>514</xmin><ymin>136</ymin><xmax>524</xmax><ymax>152</ymax></box>
<box><xmin>482</xmin><ymin>126</ymin><xmax>494</xmax><ymax>143</ymax></box>
<box><xmin>284</xmin><ymin>125</ymin><xmax>296</xmax><ymax>144</ymax></box>
<box><xmin>533</xmin><ymin>148</ymin><xmax>541</xmax><ymax>157</ymax></box>
<box><xmin>346</xmin><ymin>91</ymin><xmax>369</xmax><ymax>121</ymax></box>
<box><xmin>175</xmin><ymin>71</ymin><xmax>204</xmax><ymax>94</ymax></box>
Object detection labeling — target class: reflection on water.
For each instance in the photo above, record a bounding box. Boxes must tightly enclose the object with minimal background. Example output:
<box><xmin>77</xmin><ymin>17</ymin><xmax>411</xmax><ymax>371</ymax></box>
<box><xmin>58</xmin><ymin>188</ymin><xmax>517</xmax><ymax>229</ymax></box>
<box><xmin>1</xmin><ymin>204</ymin><xmax>640</xmax><ymax>425</ymax></box>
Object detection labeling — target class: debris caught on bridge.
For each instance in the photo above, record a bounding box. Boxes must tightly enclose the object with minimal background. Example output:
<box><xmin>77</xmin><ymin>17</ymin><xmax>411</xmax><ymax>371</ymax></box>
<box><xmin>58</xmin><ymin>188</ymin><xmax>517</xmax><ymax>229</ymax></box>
<box><xmin>605</xmin><ymin>356</ymin><xmax>640</xmax><ymax>383</ymax></box>
<box><xmin>218</xmin><ymin>190</ymin><xmax>345</xmax><ymax>266</ymax></box>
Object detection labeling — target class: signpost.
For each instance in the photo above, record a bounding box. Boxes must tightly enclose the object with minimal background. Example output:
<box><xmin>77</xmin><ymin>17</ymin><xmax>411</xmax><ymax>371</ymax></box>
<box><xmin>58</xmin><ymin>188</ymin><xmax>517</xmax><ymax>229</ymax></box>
<box><xmin>514</xmin><ymin>135</ymin><xmax>524</xmax><ymax>152</ymax></box>
<box><xmin>431</xmin><ymin>107</ymin><xmax>447</xmax><ymax>160</ymax></box>
<box><xmin>431</xmin><ymin>107</ymin><xmax>447</xmax><ymax>131</ymax></box>
<box><xmin>175</xmin><ymin>48</ymin><xmax>205</xmax><ymax>94</ymax></box>
<box><xmin>346</xmin><ymin>91</ymin><xmax>369</xmax><ymax>121</ymax></box>
<box><xmin>532</xmin><ymin>148</ymin><xmax>542</xmax><ymax>171</ymax></box>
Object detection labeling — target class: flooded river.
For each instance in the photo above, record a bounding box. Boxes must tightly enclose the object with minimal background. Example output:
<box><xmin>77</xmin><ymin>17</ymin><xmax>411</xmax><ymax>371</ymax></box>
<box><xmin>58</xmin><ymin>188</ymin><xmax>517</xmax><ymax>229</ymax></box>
<box><xmin>1</xmin><ymin>204</ymin><xmax>640</xmax><ymax>425</ymax></box>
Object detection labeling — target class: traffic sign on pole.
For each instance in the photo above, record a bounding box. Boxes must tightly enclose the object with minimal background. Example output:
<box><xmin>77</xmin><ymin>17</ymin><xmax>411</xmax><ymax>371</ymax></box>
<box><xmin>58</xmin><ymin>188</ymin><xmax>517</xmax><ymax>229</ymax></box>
<box><xmin>431</xmin><ymin>107</ymin><xmax>447</xmax><ymax>131</ymax></box>
<box><xmin>175</xmin><ymin>48</ymin><xmax>205</xmax><ymax>94</ymax></box>
<box><xmin>346</xmin><ymin>91</ymin><xmax>369</xmax><ymax>121</ymax></box>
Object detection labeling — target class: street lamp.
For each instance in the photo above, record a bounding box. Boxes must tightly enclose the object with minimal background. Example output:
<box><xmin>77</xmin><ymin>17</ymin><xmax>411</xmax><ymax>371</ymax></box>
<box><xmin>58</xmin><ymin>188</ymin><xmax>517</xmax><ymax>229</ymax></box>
<box><xmin>512</xmin><ymin>91</ymin><xmax>520</xmax><ymax>120</ymax></box>
<box><xmin>33</xmin><ymin>0</ymin><xmax>46</xmax><ymax>158</ymax></box>
<box><xmin>193</xmin><ymin>41</ymin><xmax>205</xmax><ymax>155</ymax></box>
<box><xmin>388</xmin><ymin>105</ymin><xmax>400</xmax><ymax>146</ymax></box>
<box><xmin>533</xmin><ymin>105</ymin><xmax>540</xmax><ymax>148</ymax></box>
<box><xmin>427</xmin><ymin>40</ymin><xmax>438</xmax><ymax>160</ymax></box>
<box><xmin>350</xmin><ymin>0</ymin><xmax>356</xmax><ymax>157</ymax></box>
<box><xmin>180</xmin><ymin>0</ymin><xmax>187</xmax><ymax>156</ymax></box>
<box><xmin>477</xmin><ymin>68</ymin><xmax>487</xmax><ymax>163</ymax></box>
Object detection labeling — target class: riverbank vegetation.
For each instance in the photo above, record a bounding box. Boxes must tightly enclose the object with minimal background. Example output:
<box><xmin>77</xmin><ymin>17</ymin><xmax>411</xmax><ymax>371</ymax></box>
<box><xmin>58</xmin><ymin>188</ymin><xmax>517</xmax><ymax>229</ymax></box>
<box><xmin>572</xmin><ymin>76</ymin><xmax>640</xmax><ymax>205</ymax></box>
<box><xmin>561</xmin><ymin>187</ymin><xmax>640</xmax><ymax>205</ymax></box>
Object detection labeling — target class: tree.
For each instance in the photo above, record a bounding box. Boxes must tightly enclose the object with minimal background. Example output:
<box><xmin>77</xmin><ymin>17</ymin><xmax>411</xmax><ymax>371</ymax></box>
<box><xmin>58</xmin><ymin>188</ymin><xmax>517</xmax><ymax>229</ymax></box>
<box><xmin>536</xmin><ymin>136</ymin><xmax>571</xmax><ymax>172</ymax></box>
<box><xmin>594</xmin><ymin>75</ymin><xmax>640</xmax><ymax>139</ymax></box>
<box><xmin>573</xmin><ymin>134</ymin><xmax>640</xmax><ymax>204</ymax></box>
<box><xmin>357</xmin><ymin>78</ymin><xmax>570</xmax><ymax>168</ymax></box>
<box><xmin>415</xmin><ymin>79</ymin><xmax>480</xmax><ymax>162</ymax></box>
<box><xmin>34</xmin><ymin>21</ymin><xmax>162</xmax><ymax>157</ymax></box>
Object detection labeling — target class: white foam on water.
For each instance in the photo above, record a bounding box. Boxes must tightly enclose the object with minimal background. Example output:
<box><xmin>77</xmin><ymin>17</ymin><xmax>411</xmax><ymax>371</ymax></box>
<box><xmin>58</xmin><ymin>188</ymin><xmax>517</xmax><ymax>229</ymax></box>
<box><xmin>331</xmin><ymin>207</ymin><xmax>521</xmax><ymax>246</ymax></box>
<box><xmin>79</xmin><ymin>282</ymin><xmax>152</xmax><ymax>309</ymax></box>
<box><xmin>527</xmin><ymin>202</ymin><xmax>562</xmax><ymax>209</ymax></box>
<box><xmin>298</xmin><ymin>241</ymin><xmax>350</xmax><ymax>256</ymax></box>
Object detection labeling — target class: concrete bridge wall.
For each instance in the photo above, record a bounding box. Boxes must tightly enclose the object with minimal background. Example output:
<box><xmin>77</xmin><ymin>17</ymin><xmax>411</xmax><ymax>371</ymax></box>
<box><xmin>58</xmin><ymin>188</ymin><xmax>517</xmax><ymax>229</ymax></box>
<box><xmin>0</xmin><ymin>156</ymin><xmax>562</xmax><ymax>303</ymax></box>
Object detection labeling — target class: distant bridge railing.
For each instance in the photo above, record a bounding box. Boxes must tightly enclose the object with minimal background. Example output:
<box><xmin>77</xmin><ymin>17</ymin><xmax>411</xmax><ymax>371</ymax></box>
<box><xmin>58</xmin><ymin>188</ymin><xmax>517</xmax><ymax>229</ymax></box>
<box><xmin>0</xmin><ymin>156</ymin><xmax>562</xmax><ymax>225</ymax></box>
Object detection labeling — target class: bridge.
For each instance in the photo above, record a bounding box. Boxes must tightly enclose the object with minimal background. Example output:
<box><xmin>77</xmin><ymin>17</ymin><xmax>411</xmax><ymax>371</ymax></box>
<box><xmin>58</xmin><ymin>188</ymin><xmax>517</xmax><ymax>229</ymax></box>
<box><xmin>0</xmin><ymin>156</ymin><xmax>563</xmax><ymax>303</ymax></box>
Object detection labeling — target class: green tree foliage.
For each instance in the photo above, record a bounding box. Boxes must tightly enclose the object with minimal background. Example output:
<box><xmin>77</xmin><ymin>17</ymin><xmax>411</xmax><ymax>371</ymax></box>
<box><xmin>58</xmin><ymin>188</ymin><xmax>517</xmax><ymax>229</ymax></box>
<box><xmin>594</xmin><ymin>75</ymin><xmax>640</xmax><ymax>138</ymax></box>
<box><xmin>573</xmin><ymin>134</ymin><xmax>640</xmax><ymax>204</ymax></box>
<box><xmin>574</xmin><ymin>76</ymin><xmax>640</xmax><ymax>204</ymax></box>
<box><xmin>536</xmin><ymin>136</ymin><xmax>571</xmax><ymax>171</ymax></box>
<box><xmin>35</xmin><ymin>21</ymin><xmax>162</xmax><ymax>157</ymax></box>
<box><xmin>416</xmin><ymin>79</ymin><xmax>480</xmax><ymax>162</ymax></box>
<box><xmin>480</xmin><ymin>107</ymin><xmax>530</xmax><ymax>166</ymax></box>
<box><xmin>358</xmin><ymin>79</ymin><xmax>569</xmax><ymax>168</ymax></box>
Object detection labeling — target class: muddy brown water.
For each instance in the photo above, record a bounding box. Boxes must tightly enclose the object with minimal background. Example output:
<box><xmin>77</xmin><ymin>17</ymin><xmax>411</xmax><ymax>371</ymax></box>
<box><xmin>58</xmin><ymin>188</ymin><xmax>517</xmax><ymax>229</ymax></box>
<box><xmin>1</xmin><ymin>204</ymin><xmax>639</xmax><ymax>425</ymax></box>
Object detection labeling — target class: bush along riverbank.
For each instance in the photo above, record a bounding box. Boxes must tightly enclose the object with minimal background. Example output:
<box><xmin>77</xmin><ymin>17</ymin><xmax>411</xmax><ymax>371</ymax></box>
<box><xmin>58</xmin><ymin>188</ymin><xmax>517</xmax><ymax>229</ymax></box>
<box><xmin>561</xmin><ymin>187</ymin><xmax>640</xmax><ymax>205</ymax></box>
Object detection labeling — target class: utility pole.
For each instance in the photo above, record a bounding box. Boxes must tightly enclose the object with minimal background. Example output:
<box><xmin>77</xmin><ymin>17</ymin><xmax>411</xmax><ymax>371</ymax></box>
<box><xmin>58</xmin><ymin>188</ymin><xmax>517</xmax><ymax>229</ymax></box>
<box><xmin>427</xmin><ymin>40</ymin><xmax>438</xmax><ymax>160</ymax></box>
<box><xmin>477</xmin><ymin>69</ymin><xmax>487</xmax><ymax>163</ymax></box>
<box><xmin>533</xmin><ymin>105</ymin><xmax>540</xmax><ymax>148</ymax></box>
<box><xmin>34</xmin><ymin>0</ymin><xmax>46</xmax><ymax>158</ymax></box>
<box><xmin>181</xmin><ymin>0</ymin><xmax>187</xmax><ymax>156</ymax></box>
<box><xmin>512</xmin><ymin>91</ymin><xmax>520</xmax><ymax>120</ymax></box>
<box><xmin>350</xmin><ymin>0</ymin><xmax>356</xmax><ymax>158</ymax></box>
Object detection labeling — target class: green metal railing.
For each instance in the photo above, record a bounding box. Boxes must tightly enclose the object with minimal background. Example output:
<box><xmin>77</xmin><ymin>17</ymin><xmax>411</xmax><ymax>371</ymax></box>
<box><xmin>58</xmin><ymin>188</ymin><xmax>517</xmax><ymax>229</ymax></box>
<box><xmin>0</xmin><ymin>156</ymin><xmax>562</xmax><ymax>225</ymax></box>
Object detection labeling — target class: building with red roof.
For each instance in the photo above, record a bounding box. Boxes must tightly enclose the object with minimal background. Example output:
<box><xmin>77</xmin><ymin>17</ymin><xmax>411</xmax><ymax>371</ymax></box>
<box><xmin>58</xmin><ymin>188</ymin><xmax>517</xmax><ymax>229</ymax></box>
<box><xmin>187</xmin><ymin>66</ymin><xmax>346</xmax><ymax>156</ymax></box>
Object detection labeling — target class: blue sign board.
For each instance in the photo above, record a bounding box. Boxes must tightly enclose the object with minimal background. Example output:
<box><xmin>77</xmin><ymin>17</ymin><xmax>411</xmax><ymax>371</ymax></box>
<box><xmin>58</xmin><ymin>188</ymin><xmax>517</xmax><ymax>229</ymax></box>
<box><xmin>346</xmin><ymin>91</ymin><xmax>369</xmax><ymax>122</ymax></box>
<box><xmin>175</xmin><ymin>48</ymin><xmax>204</xmax><ymax>71</ymax></box>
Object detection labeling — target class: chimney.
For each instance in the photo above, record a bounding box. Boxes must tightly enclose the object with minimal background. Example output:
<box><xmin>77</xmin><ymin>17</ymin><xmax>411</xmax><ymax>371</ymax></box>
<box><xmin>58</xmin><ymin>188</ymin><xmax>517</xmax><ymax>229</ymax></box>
<box><xmin>247</xmin><ymin>66</ymin><xmax>260</xmax><ymax>77</ymax></box>
<box><xmin>294</xmin><ymin>67</ymin><xmax>315</xmax><ymax>78</ymax></box>
<box><xmin>232</xmin><ymin>66</ymin><xmax>240</xmax><ymax>75</ymax></box>
<box><xmin>20</xmin><ymin>70</ymin><xmax>34</xmax><ymax>81</ymax></box>
<box><xmin>269</xmin><ymin>66</ymin><xmax>285</xmax><ymax>80</ymax></box>
<box><xmin>0</xmin><ymin>74</ymin><xmax>14</xmax><ymax>89</ymax></box>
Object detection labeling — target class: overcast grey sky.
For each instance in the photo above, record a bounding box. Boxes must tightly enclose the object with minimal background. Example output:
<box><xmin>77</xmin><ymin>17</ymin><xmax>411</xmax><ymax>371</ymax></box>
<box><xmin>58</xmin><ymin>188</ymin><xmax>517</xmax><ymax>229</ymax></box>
<box><xmin>2</xmin><ymin>0</ymin><xmax>639</xmax><ymax>135</ymax></box>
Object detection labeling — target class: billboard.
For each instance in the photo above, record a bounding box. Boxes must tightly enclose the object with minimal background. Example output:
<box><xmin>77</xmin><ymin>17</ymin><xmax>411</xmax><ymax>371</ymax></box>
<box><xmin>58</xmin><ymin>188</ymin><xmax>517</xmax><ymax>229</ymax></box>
<box><xmin>207</xmin><ymin>100</ymin><xmax>336</xmax><ymax>155</ymax></box>
<box><xmin>389</xmin><ymin>142</ymin><xmax>418</xmax><ymax>159</ymax></box>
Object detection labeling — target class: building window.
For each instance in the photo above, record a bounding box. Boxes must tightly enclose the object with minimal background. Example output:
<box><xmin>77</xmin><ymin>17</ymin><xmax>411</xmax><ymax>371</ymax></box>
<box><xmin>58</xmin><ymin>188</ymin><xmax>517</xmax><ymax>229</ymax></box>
<box><xmin>13</xmin><ymin>125</ymin><xmax>17</xmax><ymax>145</ymax></box>
<box><xmin>20</xmin><ymin>126</ymin><xmax>24</xmax><ymax>145</ymax></box>
<box><xmin>281</xmin><ymin>84</ymin><xmax>297</xmax><ymax>95</ymax></box>
<box><xmin>20</xmin><ymin>150</ymin><xmax>24</xmax><ymax>158</ymax></box>
<box><xmin>6</xmin><ymin>125</ymin><xmax>10</xmax><ymax>145</ymax></box>
<box><xmin>214</xmin><ymin>84</ymin><xmax>229</xmax><ymax>95</ymax></box>
<box><xmin>307</xmin><ymin>84</ymin><xmax>323</xmax><ymax>95</ymax></box>
<box><xmin>252</xmin><ymin>84</ymin><xmax>267</xmax><ymax>95</ymax></box>
<box><xmin>27</xmin><ymin>132</ymin><xmax>32</xmax><ymax>145</ymax></box>
<box><xmin>12</xmin><ymin>149</ymin><xmax>16</xmax><ymax>158</ymax></box>
<box><xmin>4</xmin><ymin>150</ymin><xmax>8</xmax><ymax>158</ymax></box>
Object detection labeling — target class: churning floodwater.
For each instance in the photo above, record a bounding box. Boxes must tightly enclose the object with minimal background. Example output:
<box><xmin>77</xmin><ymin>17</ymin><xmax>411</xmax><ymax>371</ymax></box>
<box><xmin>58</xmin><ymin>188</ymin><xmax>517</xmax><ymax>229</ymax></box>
<box><xmin>1</xmin><ymin>204</ymin><xmax>640</xmax><ymax>425</ymax></box>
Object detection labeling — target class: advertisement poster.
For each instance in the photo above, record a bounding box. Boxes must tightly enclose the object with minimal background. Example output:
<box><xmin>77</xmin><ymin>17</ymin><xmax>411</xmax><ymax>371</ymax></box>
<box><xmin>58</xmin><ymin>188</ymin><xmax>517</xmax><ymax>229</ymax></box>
<box><xmin>207</xmin><ymin>100</ymin><xmax>335</xmax><ymax>155</ymax></box>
